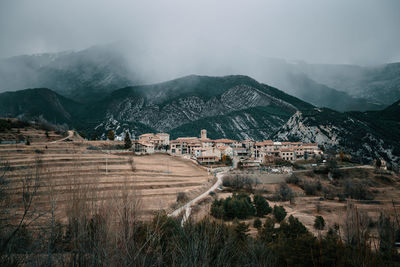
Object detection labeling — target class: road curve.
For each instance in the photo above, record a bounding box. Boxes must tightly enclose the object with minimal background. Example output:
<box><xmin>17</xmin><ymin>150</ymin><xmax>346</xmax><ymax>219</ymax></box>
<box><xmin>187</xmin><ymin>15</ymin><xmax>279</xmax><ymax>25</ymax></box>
<box><xmin>50</xmin><ymin>130</ymin><xmax>75</xmax><ymax>143</ymax></box>
<box><xmin>169</xmin><ymin>169</ymin><xmax>228</xmax><ymax>225</ymax></box>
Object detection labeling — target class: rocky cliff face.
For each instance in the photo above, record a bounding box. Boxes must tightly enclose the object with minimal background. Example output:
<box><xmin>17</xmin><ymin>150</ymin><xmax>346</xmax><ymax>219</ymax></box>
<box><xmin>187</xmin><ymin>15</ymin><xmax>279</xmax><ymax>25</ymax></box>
<box><xmin>104</xmin><ymin>83</ymin><xmax>300</xmax><ymax>133</ymax></box>
<box><xmin>274</xmin><ymin>108</ymin><xmax>400</xmax><ymax>167</ymax></box>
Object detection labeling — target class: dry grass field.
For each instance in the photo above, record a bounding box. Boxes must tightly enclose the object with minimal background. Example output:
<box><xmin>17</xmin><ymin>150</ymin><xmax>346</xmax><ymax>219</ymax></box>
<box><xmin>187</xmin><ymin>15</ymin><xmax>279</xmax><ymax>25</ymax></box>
<box><xmin>0</xmin><ymin>133</ymin><xmax>214</xmax><ymax>224</ymax></box>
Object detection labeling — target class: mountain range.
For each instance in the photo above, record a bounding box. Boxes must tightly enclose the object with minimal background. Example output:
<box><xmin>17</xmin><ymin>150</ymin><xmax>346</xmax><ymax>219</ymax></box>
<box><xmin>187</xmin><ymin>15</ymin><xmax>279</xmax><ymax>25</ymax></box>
<box><xmin>0</xmin><ymin>43</ymin><xmax>399</xmax><ymax>110</ymax></box>
<box><xmin>0</xmin><ymin>74</ymin><xmax>399</xmax><ymax>167</ymax></box>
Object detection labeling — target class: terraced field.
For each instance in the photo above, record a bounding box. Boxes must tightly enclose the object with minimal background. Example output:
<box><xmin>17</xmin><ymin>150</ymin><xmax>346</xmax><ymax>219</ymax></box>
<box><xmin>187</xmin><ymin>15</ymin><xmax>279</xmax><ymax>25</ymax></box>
<box><xmin>0</xmin><ymin>138</ymin><xmax>214</xmax><ymax>222</ymax></box>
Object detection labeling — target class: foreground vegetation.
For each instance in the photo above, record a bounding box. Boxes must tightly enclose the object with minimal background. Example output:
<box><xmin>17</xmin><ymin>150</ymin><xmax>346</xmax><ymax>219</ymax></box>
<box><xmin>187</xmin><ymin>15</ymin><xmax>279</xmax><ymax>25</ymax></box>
<box><xmin>1</xmin><ymin>207</ymin><xmax>400</xmax><ymax>266</ymax></box>
<box><xmin>1</xmin><ymin>165</ymin><xmax>400</xmax><ymax>267</ymax></box>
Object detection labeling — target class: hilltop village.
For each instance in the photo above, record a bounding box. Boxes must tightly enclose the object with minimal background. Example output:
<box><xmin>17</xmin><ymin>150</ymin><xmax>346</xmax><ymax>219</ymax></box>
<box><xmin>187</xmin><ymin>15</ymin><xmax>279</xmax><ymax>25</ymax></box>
<box><xmin>132</xmin><ymin>129</ymin><xmax>323</xmax><ymax>168</ymax></box>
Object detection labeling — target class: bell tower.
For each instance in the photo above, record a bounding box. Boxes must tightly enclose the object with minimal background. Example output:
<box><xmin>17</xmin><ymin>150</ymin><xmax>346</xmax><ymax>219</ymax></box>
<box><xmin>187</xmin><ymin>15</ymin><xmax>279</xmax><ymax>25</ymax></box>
<box><xmin>201</xmin><ymin>129</ymin><xmax>207</xmax><ymax>140</ymax></box>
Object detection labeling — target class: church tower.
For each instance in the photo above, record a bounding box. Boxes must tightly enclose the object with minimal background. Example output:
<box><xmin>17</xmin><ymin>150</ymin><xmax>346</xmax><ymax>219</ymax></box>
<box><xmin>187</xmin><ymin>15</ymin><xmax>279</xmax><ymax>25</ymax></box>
<box><xmin>201</xmin><ymin>129</ymin><xmax>207</xmax><ymax>140</ymax></box>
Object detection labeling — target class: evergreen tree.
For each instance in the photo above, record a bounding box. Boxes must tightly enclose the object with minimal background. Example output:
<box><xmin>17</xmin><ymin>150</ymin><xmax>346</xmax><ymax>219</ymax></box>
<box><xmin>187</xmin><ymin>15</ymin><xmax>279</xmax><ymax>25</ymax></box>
<box><xmin>253</xmin><ymin>195</ymin><xmax>272</xmax><ymax>217</ymax></box>
<box><xmin>210</xmin><ymin>199</ymin><xmax>224</xmax><ymax>219</ymax></box>
<box><xmin>258</xmin><ymin>217</ymin><xmax>275</xmax><ymax>243</ymax></box>
<box><xmin>253</xmin><ymin>218</ymin><xmax>262</xmax><ymax>229</ymax></box>
<box><xmin>375</xmin><ymin>158</ymin><xmax>382</xmax><ymax>169</ymax></box>
<box><xmin>234</xmin><ymin>221</ymin><xmax>250</xmax><ymax>242</ymax></box>
<box><xmin>314</xmin><ymin>215</ymin><xmax>325</xmax><ymax>230</ymax></box>
<box><xmin>124</xmin><ymin>131</ymin><xmax>132</xmax><ymax>149</ymax></box>
<box><xmin>273</xmin><ymin>205</ymin><xmax>287</xmax><ymax>223</ymax></box>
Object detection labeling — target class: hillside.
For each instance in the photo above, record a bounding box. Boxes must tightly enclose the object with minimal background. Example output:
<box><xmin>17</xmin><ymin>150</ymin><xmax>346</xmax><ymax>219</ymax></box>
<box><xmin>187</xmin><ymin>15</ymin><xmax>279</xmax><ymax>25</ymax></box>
<box><xmin>0</xmin><ymin>88</ymin><xmax>82</xmax><ymax>123</ymax></box>
<box><xmin>273</xmin><ymin>107</ymin><xmax>400</xmax><ymax>166</ymax></box>
<box><xmin>169</xmin><ymin>106</ymin><xmax>291</xmax><ymax>140</ymax></box>
<box><xmin>1</xmin><ymin>75</ymin><xmax>399</xmax><ymax>167</ymax></box>
<box><xmin>0</xmin><ymin>75</ymin><xmax>313</xmax><ymax>140</ymax></box>
<box><xmin>85</xmin><ymin>75</ymin><xmax>313</xmax><ymax>138</ymax></box>
<box><xmin>373</xmin><ymin>99</ymin><xmax>400</xmax><ymax>122</ymax></box>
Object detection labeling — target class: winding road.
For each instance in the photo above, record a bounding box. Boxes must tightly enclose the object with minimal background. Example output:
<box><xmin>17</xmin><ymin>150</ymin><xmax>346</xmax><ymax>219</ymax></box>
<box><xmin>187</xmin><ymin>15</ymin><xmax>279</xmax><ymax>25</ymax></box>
<box><xmin>50</xmin><ymin>130</ymin><xmax>74</xmax><ymax>143</ymax></box>
<box><xmin>169</xmin><ymin>169</ymin><xmax>228</xmax><ymax>225</ymax></box>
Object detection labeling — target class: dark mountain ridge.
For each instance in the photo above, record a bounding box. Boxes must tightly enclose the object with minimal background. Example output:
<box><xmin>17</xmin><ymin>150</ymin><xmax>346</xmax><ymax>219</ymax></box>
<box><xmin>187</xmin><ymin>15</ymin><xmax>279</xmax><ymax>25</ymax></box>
<box><xmin>1</xmin><ymin>44</ymin><xmax>398</xmax><ymax>111</ymax></box>
<box><xmin>0</xmin><ymin>75</ymin><xmax>398</xmax><ymax>167</ymax></box>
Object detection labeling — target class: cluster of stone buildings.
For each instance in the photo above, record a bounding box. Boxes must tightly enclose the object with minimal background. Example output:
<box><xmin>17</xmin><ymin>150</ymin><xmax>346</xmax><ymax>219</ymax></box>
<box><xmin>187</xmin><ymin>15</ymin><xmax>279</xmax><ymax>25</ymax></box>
<box><xmin>132</xmin><ymin>133</ymin><xmax>170</xmax><ymax>154</ymax></box>
<box><xmin>132</xmin><ymin>129</ymin><xmax>323</xmax><ymax>167</ymax></box>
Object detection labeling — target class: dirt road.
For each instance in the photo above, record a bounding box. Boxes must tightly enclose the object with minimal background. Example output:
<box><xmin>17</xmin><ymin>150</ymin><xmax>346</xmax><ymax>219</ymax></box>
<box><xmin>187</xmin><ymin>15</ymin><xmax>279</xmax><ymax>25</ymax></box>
<box><xmin>169</xmin><ymin>169</ymin><xmax>228</xmax><ymax>225</ymax></box>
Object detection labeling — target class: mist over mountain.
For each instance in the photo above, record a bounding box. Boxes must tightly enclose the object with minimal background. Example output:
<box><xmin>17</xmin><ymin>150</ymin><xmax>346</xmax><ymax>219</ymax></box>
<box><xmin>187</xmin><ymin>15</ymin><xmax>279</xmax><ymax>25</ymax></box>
<box><xmin>0</xmin><ymin>43</ymin><xmax>398</xmax><ymax>111</ymax></box>
<box><xmin>0</xmin><ymin>44</ymin><xmax>142</xmax><ymax>101</ymax></box>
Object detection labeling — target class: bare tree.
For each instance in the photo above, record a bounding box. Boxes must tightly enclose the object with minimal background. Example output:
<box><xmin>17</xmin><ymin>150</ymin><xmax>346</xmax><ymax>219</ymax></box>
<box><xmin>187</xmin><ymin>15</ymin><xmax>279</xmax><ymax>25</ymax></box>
<box><xmin>342</xmin><ymin>201</ymin><xmax>373</xmax><ymax>265</ymax></box>
<box><xmin>0</xmin><ymin>157</ymin><xmax>43</xmax><ymax>264</ymax></box>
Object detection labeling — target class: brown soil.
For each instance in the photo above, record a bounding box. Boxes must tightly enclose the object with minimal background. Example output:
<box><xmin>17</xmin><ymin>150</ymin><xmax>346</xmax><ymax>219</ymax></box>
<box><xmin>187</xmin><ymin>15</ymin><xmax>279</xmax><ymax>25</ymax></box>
<box><xmin>1</xmin><ymin>131</ymin><xmax>212</xmax><ymax>223</ymax></box>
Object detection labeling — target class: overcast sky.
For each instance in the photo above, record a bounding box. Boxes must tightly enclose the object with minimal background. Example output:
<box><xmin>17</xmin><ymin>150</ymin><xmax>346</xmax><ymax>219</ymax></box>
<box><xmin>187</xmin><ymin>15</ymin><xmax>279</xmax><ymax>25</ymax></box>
<box><xmin>0</xmin><ymin>0</ymin><xmax>399</xmax><ymax>65</ymax></box>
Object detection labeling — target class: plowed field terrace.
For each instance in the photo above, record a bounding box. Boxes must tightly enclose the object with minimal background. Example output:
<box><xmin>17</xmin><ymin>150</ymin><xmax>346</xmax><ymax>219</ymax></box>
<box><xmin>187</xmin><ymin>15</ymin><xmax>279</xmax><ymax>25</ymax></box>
<box><xmin>0</xmin><ymin>139</ymin><xmax>213</xmax><ymax>222</ymax></box>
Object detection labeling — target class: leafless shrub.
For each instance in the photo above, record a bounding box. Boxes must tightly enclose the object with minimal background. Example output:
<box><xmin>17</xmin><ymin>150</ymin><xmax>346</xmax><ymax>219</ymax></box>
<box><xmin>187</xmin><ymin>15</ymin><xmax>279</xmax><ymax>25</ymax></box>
<box><xmin>273</xmin><ymin>183</ymin><xmax>295</xmax><ymax>203</ymax></box>
<box><xmin>0</xmin><ymin>157</ymin><xmax>43</xmax><ymax>263</ymax></box>
<box><xmin>177</xmin><ymin>192</ymin><xmax>188</xmax><ymax>203</ymax></box>
<box><xmin>342</xmin><ymin>178</ymin><xmax>373</xmax><ymax>200</ymax></box>
<box><xmin>315</xmin><ymin>202</ymin><xmax>322</xmax><ymax>213</ymax></box>
<box><xmin>223</xmin><ymin>174</ymin><xmax>258</xmax><ymax>191</ymax></box>
<box><xmin>129</xmin><ymin>157</ymin><xmax>136</xmax><ymax>172</ymax></box>
<box><xmin>285</xmin><ymin>174</ymin><xmax>300</xmax><ymax>185</ymax></box>
<box><xmin>342</xmin><ymin>201</ymin><xmax>373</xmax><ymax>265</ymax></box>
<box><xmin>322</xmin><ymin>184</ymin><xmax>337</xmax><ymax>200</ymax></box>
<box><xmin>302</xmin><ymin>180</ymin><xmax>322</xmax><ymax>196</ymax></box>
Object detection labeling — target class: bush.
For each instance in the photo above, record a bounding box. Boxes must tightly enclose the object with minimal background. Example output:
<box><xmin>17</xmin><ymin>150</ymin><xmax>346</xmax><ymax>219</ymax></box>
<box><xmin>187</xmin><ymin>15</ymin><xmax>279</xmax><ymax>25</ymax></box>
<box><xmin>286</xmin><ymin>174</ymin><xmax>300</xmax><ymax>185</ymax></box>
<box><xmin>177</xmin><ymin>192</ymin><xmax>188</xmax><ymax>203</ymax></box>
<box><xmin>273</xmin><ymin>205</ymin><xmax>287</xmax><ymax>222</ymax></box>
<box><xmin>210</xmin><ymin>199</ymin><xmax>225</xmax><ymax>219</ymax></box>
<box><xmin>211</xmin><ymin>193</ymin><xmax>255</xmax><ymax>220</ymax></box>
<box><xmin>253</xmin><ymin>218</ymin><xmax>262</xmax><ymax>229</ymax></box>
<box><xmin>234</xmin><ymin>221</ymin><xmax>250</xmax><ymax>241</ymax></box>
<box><xmin>322</xmin><ymin>184</ymin><xmax>336</xmax><ymax>200</ymax></box>
<box><xmin>280</xmin><ymin>215</ymin><xmax>308</xmax><ymax>239</ymax></box>
<box><xmin>222</xmin><ymin>174</ymin><xmax>256</xmax><ymax>191</ymax></box>
<box><xmin>34</xmin><ymin>149</ymin><xmax>44</xmax><ymax>154</ymax></box>
<box><xmin>293</xmin><ymin>163</ymin><xmax>305</xmax><ymax>170</ymax></box>
<box><xmin>87</xmin><ymin>145</ymin><xmax>101</xmax><ymax>151</ymax></box>
<box><xmin>221</xmin><ymin>155</ymin><xmax>233</xmax><ymax>165</ymax></box>
<box><xmin>275</xmin><ymin>183</ymin><xmax>294</xmax><ymax>202</ymax></box>
<box><xmin>274</xmin><ymin>158</ymin><xmax>292</xmax><ymax>166</ymax></box>
<box><xmin>107</xmin><ymin>130</ymin><xmax>115</xmax><ymax>141</ymax></box>
<box><xmin>253</xmin><ymin>195</ymin><xmax>272</xmax><ymax>217</ymax></box>
<box><xmin>303</xmin><ymin>180</ymin><xmax>322</xmax><ymax>196</ymax></box>
<box><xmin>314</xmin><ymin>216</ymin><xmax>325</xmax><ymax>230</ymax></box>
<box><xmin>342</xmin><ymin>178</ymin><xmax>373</xmax><ymax>200</ymax></box>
